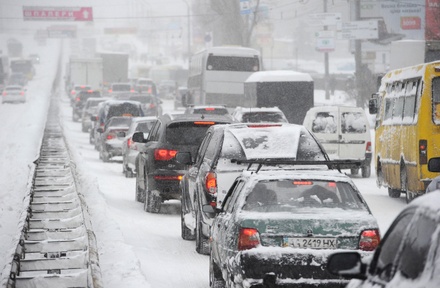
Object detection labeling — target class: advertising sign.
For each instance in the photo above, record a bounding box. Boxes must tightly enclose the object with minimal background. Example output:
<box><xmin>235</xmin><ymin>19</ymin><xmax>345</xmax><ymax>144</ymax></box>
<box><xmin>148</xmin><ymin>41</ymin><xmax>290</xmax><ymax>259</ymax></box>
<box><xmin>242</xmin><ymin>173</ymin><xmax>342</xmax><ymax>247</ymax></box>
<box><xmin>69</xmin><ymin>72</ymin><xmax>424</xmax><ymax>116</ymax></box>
<box><xmin>426</xmin><ymin>0</ymin><xmax>440</xmax><ymax>40</ymax></box>
<box><xmin>23</xmin><ymin>6</ymin><xmax>93</xmax><ymax>22</ymax></box>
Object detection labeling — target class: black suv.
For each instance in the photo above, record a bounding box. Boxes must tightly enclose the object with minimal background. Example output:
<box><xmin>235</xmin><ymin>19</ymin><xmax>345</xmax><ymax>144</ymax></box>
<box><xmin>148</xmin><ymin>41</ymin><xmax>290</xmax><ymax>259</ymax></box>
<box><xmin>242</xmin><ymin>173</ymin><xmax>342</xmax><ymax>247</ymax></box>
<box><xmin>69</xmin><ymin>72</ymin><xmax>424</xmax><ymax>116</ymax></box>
<box><xmin>132</xmin><ymin>113</ymin><xmax>234</xmax><ymax>213</ymax></box>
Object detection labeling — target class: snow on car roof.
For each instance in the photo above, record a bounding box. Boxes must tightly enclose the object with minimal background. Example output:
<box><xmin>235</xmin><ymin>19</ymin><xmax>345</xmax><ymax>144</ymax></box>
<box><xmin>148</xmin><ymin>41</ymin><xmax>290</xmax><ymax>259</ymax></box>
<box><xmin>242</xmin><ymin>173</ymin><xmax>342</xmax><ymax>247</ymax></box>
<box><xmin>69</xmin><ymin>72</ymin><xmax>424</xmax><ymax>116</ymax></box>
<box><xmin>235</xmin><ymin>106</ymin><xmax>283</xmax><ymax>112</ymax></box>
<box><xmin>245</xmin><ymin>70</ymin><xmax>313</xmax><ymax>83</ymax></box>
<box><xmin>228</xmin><ymin>124</ymin><xmax>302</xmax><ymax>159</ymax></box>
<box><xmin>240</xmin><ymin>168</ymin><xmax>353</xmax><ymax>183</ymax></box>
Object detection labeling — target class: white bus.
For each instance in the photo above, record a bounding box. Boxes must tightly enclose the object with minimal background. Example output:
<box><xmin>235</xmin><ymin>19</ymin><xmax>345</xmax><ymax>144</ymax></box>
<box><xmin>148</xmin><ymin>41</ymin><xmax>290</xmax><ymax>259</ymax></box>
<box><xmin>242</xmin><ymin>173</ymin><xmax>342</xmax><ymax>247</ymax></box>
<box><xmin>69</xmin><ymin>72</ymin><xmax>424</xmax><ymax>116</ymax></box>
<box><xmin>187</xmin><ymin>46</ymin><xmax>261</xmax><ymax>107</ymax></box>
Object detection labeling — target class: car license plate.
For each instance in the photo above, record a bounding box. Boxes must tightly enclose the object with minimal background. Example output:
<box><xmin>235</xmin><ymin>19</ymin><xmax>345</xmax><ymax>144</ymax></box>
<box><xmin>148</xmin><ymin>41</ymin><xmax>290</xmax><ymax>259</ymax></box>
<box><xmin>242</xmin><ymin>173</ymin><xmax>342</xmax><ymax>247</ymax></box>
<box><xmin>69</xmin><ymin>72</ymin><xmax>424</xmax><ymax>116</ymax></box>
<box><xmin>285</xmin><ymin>237</ymin><xmax>336</xmax><ymax>249</ymax></box>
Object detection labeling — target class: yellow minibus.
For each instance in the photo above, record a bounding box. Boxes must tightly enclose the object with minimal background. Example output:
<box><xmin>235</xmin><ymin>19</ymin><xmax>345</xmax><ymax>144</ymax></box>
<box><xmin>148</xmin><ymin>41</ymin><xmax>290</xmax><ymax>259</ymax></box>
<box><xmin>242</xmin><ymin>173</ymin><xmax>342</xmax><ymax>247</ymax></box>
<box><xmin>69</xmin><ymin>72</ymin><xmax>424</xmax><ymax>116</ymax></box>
<box><xmin>369</xmin><ymin>61</ymin><xmax>440</xmax><ymax>203</ymax></box>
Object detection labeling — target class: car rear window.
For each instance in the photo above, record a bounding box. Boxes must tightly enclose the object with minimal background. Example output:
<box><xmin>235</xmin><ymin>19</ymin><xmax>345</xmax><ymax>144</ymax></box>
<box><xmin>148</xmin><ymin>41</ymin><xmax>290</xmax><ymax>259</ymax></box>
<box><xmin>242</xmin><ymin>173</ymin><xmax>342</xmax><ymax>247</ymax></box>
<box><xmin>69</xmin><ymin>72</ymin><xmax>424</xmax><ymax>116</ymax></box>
<box><xmin>166</xmin><ymin>122</ymin><xmax>218</xmax><ymax>145</ymax></box>
<box><xmin>112</xmin><ymin>84</ymin><xmax>131</xmax><ymax>91</ymax></box>
<box><xmin>136</xmin><ymin>122</ymin><xmax>154</xmax><ymax>133</ymax></box>
<box><xmin>193</xmin><ymin>108</ymin><xmax>229</xmax><ymax>115</ymax></box>
<box><xmin>107</xmin><ymin>103</ymin><xmax>143</xmax><ymax>118</ymax></box>
<box><xmin>107</xmin><ymin>117</ymin><xmax>132</xmax><ymax>127</ymax></box>
<box><xmin>242</xmin><ymin>180</ymin><xmax>367</xmax><ymax>212</ymax></box>
<box><xmin>242</xmin><ymin>112</ymin><xmax>287</xmax><ymax>123</ymax></box>
<box><xmin>129</xmin><ymin>95</ymin><xmax>152</xmax><ymax>103</ymax></box>
<box><xmin>6</xmin><ymin>87</ymin><xmax>21</xmax><ymax>91</ymax></box>
<box><xmin>225</xmin><ymin>126</ymin><xmax>326</xmax><ymax>160</ymax></box>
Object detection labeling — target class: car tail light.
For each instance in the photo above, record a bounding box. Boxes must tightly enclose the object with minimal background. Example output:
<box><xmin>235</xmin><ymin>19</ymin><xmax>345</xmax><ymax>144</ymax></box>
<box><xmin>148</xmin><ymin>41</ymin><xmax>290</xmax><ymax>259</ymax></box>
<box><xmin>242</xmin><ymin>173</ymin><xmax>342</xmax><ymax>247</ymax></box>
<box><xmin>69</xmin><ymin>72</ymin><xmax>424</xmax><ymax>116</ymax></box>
<box><xmin>153</xmin><ymin>175</ymin><xmax>183</xmax><ymax>181</ymax></box>
<box><xmin>293</xmin><ymin>181</ymin><xmax>313</xmax><ymax>185</ymax></box>
<box><xmin>366</xmin><ymin>141</ymin><xmax>372</xmax><ymax>153</ymax></box>
<box><xmin>75</xmin><ymin>97</ymin><xmax>80</xmax><ymax>102</ymax></box>
<box><xmin>205</xmin><ymin>172</ymin><xmax>217</xmax><ymax>195</ymax></box>
<box><xmin>154</xmin><ymin>149</ymin><xmax>177</xmax><ymax>161</ymax></box>
<box><xmin>80</xmin><ymin>85</ymin><xmax>86</xmax><ymax>88</ymax></box>
<box><xmin>149</xmin><ymin>103</ymin><xmax>156</xmax><ymax>109</ymax></box>
<box><xmin>106</xmin><ymin>133</ymin><xmax>116</xmax><ymax>140</ymax></box>
<box><xmin>238</xmin><ymin>228</ymin><xmax>260</xmax><ymax>251</ymax></box>
<box><xmin>205</xmin><ymin>107</ymin><xmax>215</xmax><ymax>111</ymax></box>
<box><xmin>130</xmin><ymin>89</ymin><xmax>135</xmax><ymax>93</ymax></box>
<box><xmin>108</xmin><ymin>89</ymin><xmax>112</xmax><ymax>93</ymax></box>
<box><xmin>20</xmin><ymin>91</ymin><xmax>25</xmax><ymax>96</ymax></box>
<box><xmin>127</xmin><ymin>138</ymin><xmax>133</xmax><ymax>149</ymax></box>
<box><xmin>2</xmin><ymin>91</ymin><xmax>7</xmax><ymax>96</ymax></box>
<box><xmin>148</xmin><ymin>87</ymin><xmax>152</xmax><ymax>93</ymax></box>
<box><xmin>359</xmin><ymin>229</ymin><xmax>380</xmax><ymax>251</ymax></box>
<box><xmin>419</xmin><ymin>139</ymin><xmax>427</xmax><ymax>164</ymax></box>
<box><xmin>70</xmin><ymin>90</ymin><xmax>76</xmax><ymax>95</ymax></box>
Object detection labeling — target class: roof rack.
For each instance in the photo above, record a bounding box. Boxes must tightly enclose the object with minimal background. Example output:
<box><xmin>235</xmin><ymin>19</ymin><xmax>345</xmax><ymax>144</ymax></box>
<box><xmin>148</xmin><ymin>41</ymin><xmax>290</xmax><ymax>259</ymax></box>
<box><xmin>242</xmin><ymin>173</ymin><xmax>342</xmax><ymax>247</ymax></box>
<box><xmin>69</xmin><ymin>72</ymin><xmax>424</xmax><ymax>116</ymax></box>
<box><xmin>230</xmin><ymin>158</ymin><xmax>363</xmax><ymax>173</ymax></box>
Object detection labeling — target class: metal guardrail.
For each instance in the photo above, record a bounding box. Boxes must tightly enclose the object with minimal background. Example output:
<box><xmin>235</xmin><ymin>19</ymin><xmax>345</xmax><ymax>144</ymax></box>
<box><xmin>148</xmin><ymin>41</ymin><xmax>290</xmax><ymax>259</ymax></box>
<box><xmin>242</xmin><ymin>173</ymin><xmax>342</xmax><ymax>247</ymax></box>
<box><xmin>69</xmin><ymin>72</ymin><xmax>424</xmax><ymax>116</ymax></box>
<box><xmin>0</xmin><ymin>41</ymin><xmax>102</xmax><ymax>288</ymax></box>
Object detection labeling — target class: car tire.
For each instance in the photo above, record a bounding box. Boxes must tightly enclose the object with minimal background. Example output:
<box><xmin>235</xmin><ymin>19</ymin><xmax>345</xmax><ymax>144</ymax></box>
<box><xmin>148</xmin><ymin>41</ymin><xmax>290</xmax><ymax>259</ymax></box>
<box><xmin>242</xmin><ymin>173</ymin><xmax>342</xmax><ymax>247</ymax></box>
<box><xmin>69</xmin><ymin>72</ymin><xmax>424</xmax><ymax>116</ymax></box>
<box><xmin>210</xmin><ymin>255</ymin><xmax>225</xmax><ymax>288</ymax></box>
<box><xmin>361</xmin><ymin>165</ymin><xmax>371</xmax><ymax>178</ymax></box>
<box><xmin>135</xmin><ymin>173</ymin><xmax>144</xmax><ymax>203</ymax></box>
<box><xmin>350</xmin><ymin>168</ymin><xmax>359</xmax><ymax>175</ymax></box>
<box><xmin>388</xmin><ymin>187</ymin><xmax>401</xmax><ymax>198</ymax></box>
<box><xmin>196</xmin><ymin>209</ymin><xmax>210</xmax><ymax>255</ymax></box>
<box><xmin>181</xmin><ymin>200</ymin><xmax>195</xmax><ymax>240</ymax></box>
<box><xmin>102</xmin><ymin>151</ymin><xmax>110</xmax><ymax>163</ymax></box>
<box><xmin>406</xmin><ymin>191</ymin><xmax>416</xmax><ymax>204</ymax></box>
<box><xmin>145</xmin><ymin>176</ymin><xmax>161</xmax><ymax>213</ymax></box>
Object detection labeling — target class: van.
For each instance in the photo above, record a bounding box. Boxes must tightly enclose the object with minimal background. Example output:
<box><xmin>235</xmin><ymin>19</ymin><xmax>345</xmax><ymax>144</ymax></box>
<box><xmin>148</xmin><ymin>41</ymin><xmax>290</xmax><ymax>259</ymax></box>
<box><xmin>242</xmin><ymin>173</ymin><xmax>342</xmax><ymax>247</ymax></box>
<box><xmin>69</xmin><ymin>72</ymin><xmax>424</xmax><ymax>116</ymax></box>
<box><xmin>303</xmin><ymin>105</ymin><xmax>372</xmax><ymax>177</ymax></box>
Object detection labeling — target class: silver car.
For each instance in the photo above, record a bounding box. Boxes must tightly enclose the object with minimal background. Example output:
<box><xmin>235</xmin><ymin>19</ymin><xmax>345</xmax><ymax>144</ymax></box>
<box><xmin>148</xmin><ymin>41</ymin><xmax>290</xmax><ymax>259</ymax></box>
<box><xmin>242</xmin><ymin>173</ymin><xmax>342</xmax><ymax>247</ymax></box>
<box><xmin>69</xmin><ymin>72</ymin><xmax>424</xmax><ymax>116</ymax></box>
<box><xmin>121</xmin><ymin>117</ymin><xmax>157</xmax><ymax>177</ymax></box>
<box><xmin>2</xmin><ymin>85</ymin><xmax>26</xmax><ymax>103</ymax></box>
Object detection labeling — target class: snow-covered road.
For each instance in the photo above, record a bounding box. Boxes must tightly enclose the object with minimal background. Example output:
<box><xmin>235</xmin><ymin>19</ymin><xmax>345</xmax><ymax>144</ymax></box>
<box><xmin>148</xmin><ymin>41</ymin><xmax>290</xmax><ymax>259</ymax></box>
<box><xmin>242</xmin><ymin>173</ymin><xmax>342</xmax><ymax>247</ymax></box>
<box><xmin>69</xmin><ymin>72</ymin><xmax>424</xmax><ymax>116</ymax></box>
<box><xmin>0</xmin><ymin>40</ymin><xmax>408</xmax><ymax>287</ymax></box>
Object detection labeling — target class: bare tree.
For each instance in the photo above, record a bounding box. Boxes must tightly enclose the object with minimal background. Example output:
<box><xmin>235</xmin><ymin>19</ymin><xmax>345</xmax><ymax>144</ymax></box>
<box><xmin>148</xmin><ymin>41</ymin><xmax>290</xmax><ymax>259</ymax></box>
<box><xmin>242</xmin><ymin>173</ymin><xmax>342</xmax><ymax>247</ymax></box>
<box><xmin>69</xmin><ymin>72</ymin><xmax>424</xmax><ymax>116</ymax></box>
<box><xmin>208</xmin><ymin>0</ymin><xmax>261</xmax><ymax>47</ymax></box>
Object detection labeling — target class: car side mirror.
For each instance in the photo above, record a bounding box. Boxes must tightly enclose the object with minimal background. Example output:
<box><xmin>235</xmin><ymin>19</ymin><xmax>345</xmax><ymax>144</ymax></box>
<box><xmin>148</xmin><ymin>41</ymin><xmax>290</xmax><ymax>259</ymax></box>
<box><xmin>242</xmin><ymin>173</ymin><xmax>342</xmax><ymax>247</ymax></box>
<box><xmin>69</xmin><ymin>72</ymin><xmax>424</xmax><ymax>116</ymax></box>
<box><xmin>369</xmin><ymin>95</ymin><xmax>378</xmax><ymax>114</ymax></box>
<box><xmin>176</xmin><ymin>152</ymin><xmax>193</xmax><ymax>165</ymax></box>
<box><xmin>428</xmin><ymin>158</ymin><xmax>440</xmax><ymax>172</ymax></box>
<box><xmin>132</xmin><ymin>131</ymin><xmax>147</xmax><ymax>143</ymax></box>
<box><xmin>202</xmin><ymin>204</ymin><xmax>219</xmax><ymax>217</ymax></box>
<box><xmin>327</xmin><ymin>252</ymin><xmax>367</xmax><ymax>280</ymax></box>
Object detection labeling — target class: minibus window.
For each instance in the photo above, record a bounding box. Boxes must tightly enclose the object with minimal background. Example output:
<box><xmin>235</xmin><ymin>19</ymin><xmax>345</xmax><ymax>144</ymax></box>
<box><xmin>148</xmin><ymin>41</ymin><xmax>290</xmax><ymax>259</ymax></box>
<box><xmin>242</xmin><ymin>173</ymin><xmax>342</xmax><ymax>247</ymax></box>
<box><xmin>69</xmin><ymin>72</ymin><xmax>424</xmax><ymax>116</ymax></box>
<box><xmin>432</xmin><ymin>77</ymin><xmax>440</xmax><ymax>124</ymax></box>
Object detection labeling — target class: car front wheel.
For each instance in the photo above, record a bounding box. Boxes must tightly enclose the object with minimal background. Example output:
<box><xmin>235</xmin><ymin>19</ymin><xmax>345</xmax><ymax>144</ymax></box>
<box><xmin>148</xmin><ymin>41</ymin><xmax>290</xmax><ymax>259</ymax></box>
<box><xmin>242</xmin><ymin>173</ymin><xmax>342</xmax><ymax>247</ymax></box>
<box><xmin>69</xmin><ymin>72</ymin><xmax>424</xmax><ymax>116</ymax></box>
<box><xmin>210</xmin><ymin>255</ymin><xmax>225</xmax><ymax>288</ymax></box>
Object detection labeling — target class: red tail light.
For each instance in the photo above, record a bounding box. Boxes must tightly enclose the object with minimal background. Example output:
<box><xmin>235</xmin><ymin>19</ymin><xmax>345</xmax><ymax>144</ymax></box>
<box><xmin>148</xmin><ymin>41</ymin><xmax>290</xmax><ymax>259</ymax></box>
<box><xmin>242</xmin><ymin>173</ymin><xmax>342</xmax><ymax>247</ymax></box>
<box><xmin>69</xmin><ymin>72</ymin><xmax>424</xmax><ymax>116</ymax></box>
<box><xmin>108</xmin><ymin>89</ymin><xmax>112</xmax><ymax>93</ymax></box>
<box><xmin>148</xmin><ymin>87</ymin><xmax>152</xmax><ymax>93</ymax></box>
<box><xmin>205</xmin><ymin>107</ymin><xmax>215</xmax><ymax>111</ymax></box>
<box><xmin>106</xmin><ymin>133</ymin><xmax>116</xmax><ymax>140</ymax></box>
<box><xmin>20</xmin><ymin>91</ymin><xmax>25</xmax><ymax>96</ymax></box>
<box><xmin>194</xmin><ymin>121</ymin><xmax>215</xmax><ymax>125</ymax></box>
<box><xmin>130</xmin><ymin>89</ymin><xmax>135</xmax><ymax>93</ymax></box>
<box><xmin>238</xmin><ymin>228</ymin><xmax>260</xmax><ymax>251</ymax></box>
<box><xmin>75</xmin><ymin>97</ymin><xmax>80</xmax><ymax>102</ymax></box>
<box><xmin>149</xmin><ymin>103</ymin><xmax>156</xmax><ymax>109</ymax></box>
<box><xmin>419</xmin><ymin>139</ymin><xmax>427</xmax><ymax>165</ymax></box>
<box><xmin>2</xmin><ymin>91</ymin><xmax>7</xmax><ymax>96</ymax></box>
<box><xmin>366</xmin><ymin>141</ymin><xmax>372</xmax><ymax>153</ymax></box>
<box><xmin>127</xmin><ymin>138</ymin><xmax>133</xmax><ymax>149</ymax></box>
<box><xmin>205</xmin><ymin>172</ymin><xmax>217</xmax><ymax>195</ymax></box>
<box><xmin>359</xmin><ymin>229</ymin><xmax>380</xmax><ymax>251</ymax></box>
<box><xmin>87</xmin><ymin>89</ymin><xmax>93</xmax><ymax>93</ymax></box>
<box><xmin>70</xmin><ymin>90</ymin><xmax>76</xmax><ymax>95</ymax></box>
<box><xmin>154</xmin><ymin>149</ymin><xmax>177</xmax><ymax>161</ymax></box>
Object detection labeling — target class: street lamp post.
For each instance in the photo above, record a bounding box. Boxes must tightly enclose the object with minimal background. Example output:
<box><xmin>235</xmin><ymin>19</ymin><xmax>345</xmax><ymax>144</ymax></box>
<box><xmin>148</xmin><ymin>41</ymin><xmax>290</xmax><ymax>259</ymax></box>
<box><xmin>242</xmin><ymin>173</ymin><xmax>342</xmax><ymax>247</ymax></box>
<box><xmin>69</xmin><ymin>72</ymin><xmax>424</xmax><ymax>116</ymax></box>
<box><xmin>181</xmin><ymin>0</ymin><xmax>191</xmax><ymax>61</ymax></box>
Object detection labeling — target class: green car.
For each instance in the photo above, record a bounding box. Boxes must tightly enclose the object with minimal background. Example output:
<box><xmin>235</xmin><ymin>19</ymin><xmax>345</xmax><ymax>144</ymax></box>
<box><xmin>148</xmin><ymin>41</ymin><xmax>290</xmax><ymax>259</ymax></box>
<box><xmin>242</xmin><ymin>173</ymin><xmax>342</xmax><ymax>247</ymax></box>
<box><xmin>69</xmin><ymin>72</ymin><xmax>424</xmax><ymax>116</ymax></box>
<box><xmin>207</xmin><ymin>165</ymin><xmax>380</xmax><ymax>288</ymax></box>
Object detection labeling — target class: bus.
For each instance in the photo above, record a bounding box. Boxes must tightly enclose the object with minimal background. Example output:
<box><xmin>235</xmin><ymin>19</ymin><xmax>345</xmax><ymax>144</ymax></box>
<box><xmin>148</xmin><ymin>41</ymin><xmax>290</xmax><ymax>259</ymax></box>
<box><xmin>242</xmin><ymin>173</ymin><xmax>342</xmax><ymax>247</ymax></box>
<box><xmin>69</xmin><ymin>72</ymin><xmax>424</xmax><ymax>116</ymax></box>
<box><xmin>187</xmin><ymin>46</ymin><xmax>261</xmax><ymax>107</ymax></box>
<box><xmin>369</xmin><ymin>60</ymin><xmax>440</xmax><ymax>203</ymax></box>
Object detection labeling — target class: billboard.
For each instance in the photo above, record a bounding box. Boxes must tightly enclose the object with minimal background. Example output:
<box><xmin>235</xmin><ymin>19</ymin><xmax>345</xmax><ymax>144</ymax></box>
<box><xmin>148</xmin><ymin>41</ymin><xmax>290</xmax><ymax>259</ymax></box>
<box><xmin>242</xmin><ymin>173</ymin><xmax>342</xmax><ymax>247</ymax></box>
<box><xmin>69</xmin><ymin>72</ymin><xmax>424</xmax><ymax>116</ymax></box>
<box><xmin>23</xmin><ymin>6</ymin><xmax>93</xmax><ymax>22</ymax></box>
<box><xmin>426</xmin><ymin>0</ymin><xmax>440</xmax><ymax>40</ymax></box>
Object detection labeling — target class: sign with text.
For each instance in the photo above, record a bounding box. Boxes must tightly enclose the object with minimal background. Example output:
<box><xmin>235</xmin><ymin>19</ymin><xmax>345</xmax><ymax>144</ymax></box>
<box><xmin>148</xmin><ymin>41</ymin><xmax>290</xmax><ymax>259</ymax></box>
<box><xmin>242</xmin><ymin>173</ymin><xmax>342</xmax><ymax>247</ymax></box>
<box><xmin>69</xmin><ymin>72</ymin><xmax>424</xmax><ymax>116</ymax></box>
<box><xmin>338</xmin><ymin>20</ymin><xmax>379</xmax><ymax>40</ymax></box>
<box><xmin>308</xmin><ymin>13</ymin><xmax>341</xmax><ymax>26</ymax></box>
<box><xmin>23</xmin><ymin>6</ymin><xmax>93</xmax><ymax>22</ymax></box>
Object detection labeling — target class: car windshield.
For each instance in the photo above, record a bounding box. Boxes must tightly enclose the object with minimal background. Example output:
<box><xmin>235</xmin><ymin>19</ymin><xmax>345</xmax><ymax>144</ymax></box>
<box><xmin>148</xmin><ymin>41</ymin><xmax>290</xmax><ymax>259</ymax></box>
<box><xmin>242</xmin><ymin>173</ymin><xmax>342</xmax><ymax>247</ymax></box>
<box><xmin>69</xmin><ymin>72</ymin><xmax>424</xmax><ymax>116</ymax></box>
<box><xmin>107</xmin><ymin>103</ymin><xmax>143</xmax><ymax>118</ymax></box>
<box><xmin>242</xmin><ymin>180</ymin><xmax>367</xmax><ymax>212</ymax></box>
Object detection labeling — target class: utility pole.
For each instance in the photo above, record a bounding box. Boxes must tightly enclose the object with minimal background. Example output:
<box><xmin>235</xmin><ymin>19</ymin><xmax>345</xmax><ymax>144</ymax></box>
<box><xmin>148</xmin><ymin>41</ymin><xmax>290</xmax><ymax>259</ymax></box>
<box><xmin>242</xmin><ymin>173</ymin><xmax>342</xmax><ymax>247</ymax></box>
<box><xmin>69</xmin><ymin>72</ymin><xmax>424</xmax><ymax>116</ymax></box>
<box><xmin>354</xmin><ymin>0</ymin><xmax>362</xmax><ymax>107</ymax></box>
<box><xmin>181</xmin><ymin>0</ymin><xmax>191</xmax><ymax>63</ymax></box>
<box><xmin>324</xmin><ymin>0</ymin><xmax>330</xmax><ymax>100</ymax></box>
